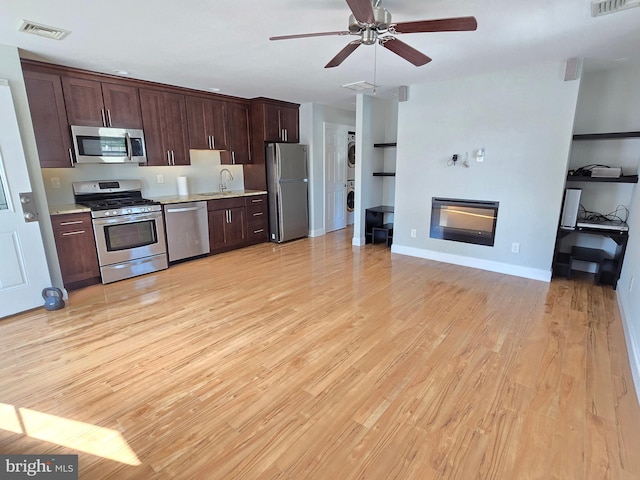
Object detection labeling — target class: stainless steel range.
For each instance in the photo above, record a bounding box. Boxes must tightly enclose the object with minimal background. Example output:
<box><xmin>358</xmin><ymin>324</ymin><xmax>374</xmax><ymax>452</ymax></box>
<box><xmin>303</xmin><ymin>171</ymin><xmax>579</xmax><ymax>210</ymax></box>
<box><xmin>73</xmin><ymin>180</ymin><xmax>168</xmax><ymax>284</ymax></box>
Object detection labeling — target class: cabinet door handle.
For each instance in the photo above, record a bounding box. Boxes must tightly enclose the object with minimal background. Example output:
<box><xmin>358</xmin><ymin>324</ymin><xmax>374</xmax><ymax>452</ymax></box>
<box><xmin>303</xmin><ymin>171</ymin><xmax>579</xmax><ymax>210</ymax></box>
<box><xmin>251</xmin><ymin>198</ymin><xmax>263</xmax><ymax>203</ymax></box>
<box><xmin>68</xmin><ymin>148</ymin><xmax>74</xmax><ymax>167</ymax></box>
<box><xmin>208</xmin><ymin>135</ymin><xmax>212</xmax><ymax>149</ymax></box>
<box><xmin>253</xmin><ymin>229</ymin><xmax>264</xmax><ymax>234</ymax></box>
<box><xmin>107</xmin><ymin>109</ymin><xmax>112</xmax><ymax>127</ymax></box>
<box><xmin>229</xmin><ymin>210</ymin><xmax>232</xmax><ymax>223</ymax></box>
<box><xmin>101</xmin><ymin>109</ymin><xmax>107</xmax><ymax>127</ymax></box>
<box><xmin>284</xmin><ymin>129</ymin><xmax>288</xmax><ymax>142</ymax></box>
<box><xmin>62</xmin><ymin>230</ymin><xmax>85</xmax><ymax>236</ymax></box>
<box><xmin>167</xmin><ymin>150</ymin><xmax>171</xmax><ymax>165</ymax></box>
<box><xmin>252</xmin><ymin>212</ymin><xmax>263</xmax><ymax>216</ymax></box>
<box><xmin>232</xmin><ymin>151</ymin><xmax>236</xmax><ymax>164</ymax></box>
<box><xmin>59</xmin><ymin>220</ymin><xmax>84</xmax><ymax>226</ymax></box>
<box><xmin>171</xmin><ymin>151</ymin><xmax>176</xmax><ymax>165</ymax></box>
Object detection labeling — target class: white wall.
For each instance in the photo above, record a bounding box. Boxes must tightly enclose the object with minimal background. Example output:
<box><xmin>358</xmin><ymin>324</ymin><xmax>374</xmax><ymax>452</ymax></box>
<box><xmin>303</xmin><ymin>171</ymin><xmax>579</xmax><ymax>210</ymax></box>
<box><xmin>0</xmin><ymin>45</ymin><xmax>62</xmax><ymax>288</ymax></box>
<box><xmin>574</xmin><ymin>65</ymin><xmax>640</xmax><ymax>400</ymax></box>
<box><xmin>392</xmin><ymin>62</ymin><xmax>580</xmax><ymax>281</ymax></box>
<box><xmin>299</xmin><ymin>102</ymin><xmax>355</xmax><ymax>237</ymax></box>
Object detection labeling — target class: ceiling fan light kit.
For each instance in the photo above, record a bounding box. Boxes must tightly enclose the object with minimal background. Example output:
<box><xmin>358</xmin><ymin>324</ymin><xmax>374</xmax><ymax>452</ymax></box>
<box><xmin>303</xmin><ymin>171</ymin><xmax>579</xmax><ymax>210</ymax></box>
<box><xmin>269</xmin><ymin>0</ymin><xmax>477</xmax><ymax>68</ymax></box>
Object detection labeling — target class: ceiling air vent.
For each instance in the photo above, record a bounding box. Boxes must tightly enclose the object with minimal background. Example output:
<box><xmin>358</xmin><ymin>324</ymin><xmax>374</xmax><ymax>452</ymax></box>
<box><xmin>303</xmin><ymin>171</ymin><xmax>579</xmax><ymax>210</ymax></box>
<box><xmin>591</xmin><ymin>0</ymin><xmax>640</xmax><ymax>16</ymax></box>
<box><xmin>342</xmin><ymin>81</ymin><xmax>377</xmax><ymax>91</ymax></box>
<box><xmin>19</xmin><ymin>20</ymin><xmax>70</xmax><ymax>40</ymax></box>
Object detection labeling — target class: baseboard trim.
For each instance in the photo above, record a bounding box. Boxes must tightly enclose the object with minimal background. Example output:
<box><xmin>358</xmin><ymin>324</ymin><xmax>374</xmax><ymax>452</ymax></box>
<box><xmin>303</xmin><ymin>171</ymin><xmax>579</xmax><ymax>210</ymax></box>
<box><xmin>617</xmin><ymin>290</ymin><xmax>640</xmax><ymax>406</ymax></box>
<box><xmin>309</xmin><ymin>228</ymin><xmax>325</xmax><ymax>238</ymax></box>
<box><xmin>391</xmin><ymin>245</ymin><xmax>552</xmax><ymax>283</ymax></box>
<box><xmin>352</xmin><ymin>236</ymin><xmax>365</xmax><ymax>247</ymax></box>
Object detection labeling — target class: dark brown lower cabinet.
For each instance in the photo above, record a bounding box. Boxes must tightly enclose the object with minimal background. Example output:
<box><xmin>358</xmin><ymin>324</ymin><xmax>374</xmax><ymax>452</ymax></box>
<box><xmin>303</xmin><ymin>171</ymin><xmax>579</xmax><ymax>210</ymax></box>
<box><xmin>208</xmin><ymin>198</ymin><xmax>247</xmax><ymax>253</ymax></box>
<box><xmin>51</xmin><ymin>212</ymin><xmax>101</xmax><ymax>289</ymax></box>
<box><xmin>245</xmin><ymin>195</ymin><xmax>268</xmax><ymax>245</ymax></box>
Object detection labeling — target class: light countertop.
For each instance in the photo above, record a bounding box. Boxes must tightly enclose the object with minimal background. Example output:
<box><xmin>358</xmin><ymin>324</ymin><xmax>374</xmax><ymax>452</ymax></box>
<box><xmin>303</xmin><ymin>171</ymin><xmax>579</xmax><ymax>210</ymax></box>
<box><xmin>149</xmin><ymin>189</ymin><xmax>267</xmax><ymax>204</ymax></box>
<box><xmin>49</xmin><ymin>204</ymin><xmax>91</xmax><ymax>215</ymax></box>
<box><xmin>49</xmin><ymin>190</ymin><xmax>268</xmax><ymax>215</ymax></box>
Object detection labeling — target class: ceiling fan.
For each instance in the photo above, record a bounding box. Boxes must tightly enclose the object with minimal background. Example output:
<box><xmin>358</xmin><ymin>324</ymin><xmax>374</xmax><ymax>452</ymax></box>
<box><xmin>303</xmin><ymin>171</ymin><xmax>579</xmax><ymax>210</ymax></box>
<box><xmin>269</xmin><ymin>0</ymin><xmax>477</xmax><ymax>68</ymax></box>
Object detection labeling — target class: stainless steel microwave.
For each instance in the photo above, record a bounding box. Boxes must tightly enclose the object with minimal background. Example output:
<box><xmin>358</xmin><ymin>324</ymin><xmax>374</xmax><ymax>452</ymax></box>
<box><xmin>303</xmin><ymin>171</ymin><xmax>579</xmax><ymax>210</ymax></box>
<box><xmin>71</xmin><ymin>125</ymin><xmax>147</xmax><ymax>164</ymax></box>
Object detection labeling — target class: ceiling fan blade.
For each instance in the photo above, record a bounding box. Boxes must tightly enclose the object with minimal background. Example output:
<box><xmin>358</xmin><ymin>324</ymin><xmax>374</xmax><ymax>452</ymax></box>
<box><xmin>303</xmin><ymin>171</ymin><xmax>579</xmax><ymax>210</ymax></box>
<box><xmin>393</xmin><ymin>16</ymin><xmax>478</xmax><ymax>34</ymax></box>
<box><xmin>346</xmin><ymin>0</ymin><xmax>375</xmax><ymax>24</ymax></box>
<box><xmin>270</xmin><ymin>31</ymin><xmax>351</xmax><ymax>41</ymax></box>
<box><xmin>381</xmin><ymin>38</ymin><xmax>432</xmax><ymax>66</ymax></box>
<box><xmin>325</xmin><ymin>42</ymin><xmax>362</xmax><ymax>68</ymax></box>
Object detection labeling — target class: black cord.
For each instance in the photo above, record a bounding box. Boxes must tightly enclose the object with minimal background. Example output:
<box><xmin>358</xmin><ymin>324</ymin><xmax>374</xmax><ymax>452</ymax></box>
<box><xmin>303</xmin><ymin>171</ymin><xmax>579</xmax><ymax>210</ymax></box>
<box><xmin>578</xmin><ymin>204</ymin><xmax>629</xmax><ymax>223</ymax></box>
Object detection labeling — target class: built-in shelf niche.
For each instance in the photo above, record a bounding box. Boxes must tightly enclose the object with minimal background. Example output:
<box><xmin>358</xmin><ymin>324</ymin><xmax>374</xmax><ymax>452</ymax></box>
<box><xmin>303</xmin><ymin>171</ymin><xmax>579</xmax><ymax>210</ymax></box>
<box><xmin>373</xmin><ymin>142</ymin><xmax>396</xmax><ymax>177</ymax></box>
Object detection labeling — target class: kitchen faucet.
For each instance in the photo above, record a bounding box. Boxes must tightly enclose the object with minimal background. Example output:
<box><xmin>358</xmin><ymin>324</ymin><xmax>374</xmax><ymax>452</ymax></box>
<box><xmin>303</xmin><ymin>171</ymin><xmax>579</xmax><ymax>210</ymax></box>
<box><xmin>219</xmin><ymin>168</ymin><xmax>234</xmax><ymax>193</ymax></box>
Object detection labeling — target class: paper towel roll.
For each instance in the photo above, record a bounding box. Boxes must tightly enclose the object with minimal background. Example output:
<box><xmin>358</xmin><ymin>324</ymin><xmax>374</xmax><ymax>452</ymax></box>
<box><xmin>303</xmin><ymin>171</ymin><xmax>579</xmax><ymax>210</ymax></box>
<box><xmin>177</xmin><ymin>176</ymin><xmax>189</xmax><ymax>196</ymax></box>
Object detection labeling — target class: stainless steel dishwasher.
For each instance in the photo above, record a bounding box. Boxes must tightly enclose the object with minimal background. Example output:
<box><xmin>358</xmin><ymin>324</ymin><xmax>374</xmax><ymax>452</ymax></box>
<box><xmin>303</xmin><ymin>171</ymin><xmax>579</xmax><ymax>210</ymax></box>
<box><xmin>163</xmin><ymin>201</ymin><xmax>210</xmax><ymax>262</ymax></box>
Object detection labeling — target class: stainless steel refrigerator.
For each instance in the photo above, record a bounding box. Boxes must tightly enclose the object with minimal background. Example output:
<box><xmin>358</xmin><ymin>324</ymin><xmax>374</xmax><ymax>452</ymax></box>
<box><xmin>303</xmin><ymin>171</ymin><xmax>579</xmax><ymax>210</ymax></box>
<box><xmin>266</xmin><ymin>143</ymin><xmax>309</xmax><ymax>243</ymax></box>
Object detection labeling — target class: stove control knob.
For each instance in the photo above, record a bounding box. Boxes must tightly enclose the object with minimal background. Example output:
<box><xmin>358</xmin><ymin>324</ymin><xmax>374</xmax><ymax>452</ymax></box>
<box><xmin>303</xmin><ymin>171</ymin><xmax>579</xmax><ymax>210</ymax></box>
<box><xmin>113</xmin><ymin>210</ymin><xmax>118</xmax><ymax>216</ymax></box>
<box><xmin>104</xmin><ymin>211</ymin><xmax>110</xmax><ymax>216</ymax></box>
<box><xmin>126</xmin><ymin>208</ymin><xmax>132</xmax><ymax>214</ymax></box>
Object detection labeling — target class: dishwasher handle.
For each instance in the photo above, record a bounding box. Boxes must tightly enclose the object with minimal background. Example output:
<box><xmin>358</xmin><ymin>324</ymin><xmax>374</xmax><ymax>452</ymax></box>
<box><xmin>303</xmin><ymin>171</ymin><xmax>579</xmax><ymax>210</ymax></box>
<box><xmin>165</xmin><ymin>205</ymin><xmax>205</xmax><ymax>213</ymax></box>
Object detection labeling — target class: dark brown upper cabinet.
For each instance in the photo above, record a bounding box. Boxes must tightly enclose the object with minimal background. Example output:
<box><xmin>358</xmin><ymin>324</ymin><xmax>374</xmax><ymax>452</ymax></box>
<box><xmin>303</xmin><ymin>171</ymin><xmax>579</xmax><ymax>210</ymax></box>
<box><xmin>62</xmin><ymin>77</ymin><xmax>143</xmax><ymax>129</ymax></box>
<box><xmin>23</xmin><ymin>69</ymin><xmax>75</xmax><ymax>168</ymax></box>
<box><xmin>139</xmin><ymin>88</ymin><xmax>190</xmax><ymax>166</ymax></box>
<box><xmin>221</xmin><ymin>101</ymin><xmax>252</xmax><ymax>165</ymax></box>
<box><xmin>185</xmin><ymin>95</ymin><xmax>229</xmax><ymax>151</ymax></box>
<box><xmin>250</xmin><ymin>98</ymin><xmax>300</xmax><ymax>164</ymax></box>
<box><xmin>252</xmin><ymin>99</ymin><xmax>299</xmax><ymax>144</ymax></box>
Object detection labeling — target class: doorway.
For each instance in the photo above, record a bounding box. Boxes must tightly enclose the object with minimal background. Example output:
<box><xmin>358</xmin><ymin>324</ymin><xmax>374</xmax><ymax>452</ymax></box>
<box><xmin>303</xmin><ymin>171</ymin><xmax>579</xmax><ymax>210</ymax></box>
<box><xmin>324</xmin><ymin>122</ymin><xmax>351</xmax><ymax>233</ymax></box>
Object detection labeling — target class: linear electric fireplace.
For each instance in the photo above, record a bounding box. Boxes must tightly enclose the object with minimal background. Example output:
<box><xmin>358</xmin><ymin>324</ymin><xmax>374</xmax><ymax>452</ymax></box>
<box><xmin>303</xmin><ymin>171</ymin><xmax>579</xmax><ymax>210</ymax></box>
<box><xmin>430</xmin><ymin>198</ymin><xmax>499</xmax><ymax>246</ymax></box>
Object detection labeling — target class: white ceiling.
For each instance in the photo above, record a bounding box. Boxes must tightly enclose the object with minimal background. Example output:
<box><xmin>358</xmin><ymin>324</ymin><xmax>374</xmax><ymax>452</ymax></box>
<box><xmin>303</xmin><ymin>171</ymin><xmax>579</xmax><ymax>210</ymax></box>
<box><xmin>1</xmin><ymin>0</ymin><xmax>640</xmax><ymax>109</ymax></box>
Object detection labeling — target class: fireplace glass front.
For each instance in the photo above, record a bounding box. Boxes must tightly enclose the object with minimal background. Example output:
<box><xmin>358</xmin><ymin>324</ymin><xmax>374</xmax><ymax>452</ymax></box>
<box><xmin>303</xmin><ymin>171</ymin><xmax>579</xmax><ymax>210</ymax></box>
<box><xmin>430</xmin><ymin>198</ymin><xmax>499</xmax><ymax>246</ymax></box>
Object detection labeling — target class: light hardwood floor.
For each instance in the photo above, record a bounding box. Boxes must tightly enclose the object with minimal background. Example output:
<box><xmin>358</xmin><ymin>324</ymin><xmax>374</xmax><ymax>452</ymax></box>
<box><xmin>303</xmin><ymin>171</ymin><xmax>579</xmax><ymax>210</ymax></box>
<box><xmin>1</xmin><ymin>227</ymin><xmax>639</xmax><ymax>479</ymax></box>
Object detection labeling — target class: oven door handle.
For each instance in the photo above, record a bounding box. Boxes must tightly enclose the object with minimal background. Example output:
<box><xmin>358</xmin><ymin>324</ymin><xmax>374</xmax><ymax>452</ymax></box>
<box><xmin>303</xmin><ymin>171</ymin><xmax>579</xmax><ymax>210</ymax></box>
<box><xmin>93</xmin><ymin>211</ymin><xmax>162</xmax><ymax>226</ymax></box>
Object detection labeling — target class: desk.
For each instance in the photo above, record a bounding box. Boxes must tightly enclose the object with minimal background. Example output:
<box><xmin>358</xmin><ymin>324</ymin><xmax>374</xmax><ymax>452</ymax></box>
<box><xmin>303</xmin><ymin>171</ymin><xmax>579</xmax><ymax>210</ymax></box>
<box><xmin>365</xmin><ymin>206</ymin><xmax>394</xmax><ymax>245</ymax></box>
<box><xmin>552</xmin><ymin>225</ymin><xmax>629</xmax><ymax>289</ymax></box>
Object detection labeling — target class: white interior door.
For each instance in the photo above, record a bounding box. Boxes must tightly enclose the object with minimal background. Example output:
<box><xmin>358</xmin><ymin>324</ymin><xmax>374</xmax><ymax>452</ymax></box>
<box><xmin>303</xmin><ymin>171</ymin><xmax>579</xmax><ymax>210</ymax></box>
<box><xmin>324</xmin><ymin>123</ymin><xmax>347</xmax><ymax>233</ymax></box>
<box><xmin>0</xmin><ymin>80</ymin><xmax>51</xmax><ymax>318</ymax></box>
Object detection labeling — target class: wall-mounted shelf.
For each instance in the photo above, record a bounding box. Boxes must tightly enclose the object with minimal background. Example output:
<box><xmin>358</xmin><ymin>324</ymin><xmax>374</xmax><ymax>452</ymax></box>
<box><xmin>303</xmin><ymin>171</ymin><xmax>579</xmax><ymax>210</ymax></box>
<box><xmin>566</xmin><ymin>174</ymin><xmax>638</xmax><ymax>183</ymax></box>
<box><xmin>572</xmin><ymin>131</ymin><xmax>640</xmax><ymax>140</ymax></box>
<box><xmin>373</xmin><ymin>172</ymin><xmax>396</xmax><ymax>177</ymax></box>
<box><xmin>373</xmin><ymin>142</ymin><xmax>397</xmax><ymax>148</ymax></box>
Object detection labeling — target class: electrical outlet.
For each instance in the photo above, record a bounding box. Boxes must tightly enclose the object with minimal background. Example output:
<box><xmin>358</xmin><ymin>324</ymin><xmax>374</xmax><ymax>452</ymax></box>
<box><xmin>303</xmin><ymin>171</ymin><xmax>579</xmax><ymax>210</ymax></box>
<box><xmin>410</xmin><ymin>229</ymin><xmax>417</xmax><ymax>238</ymax></box>
<box><xmin>157</xmin><ymin>174</ymin><xmax>164</xmax><ymax>184</ymax></box>
<box><xmin>630</xmin><ymin>276</ymin><xmax>635</xmax><ymax>292</ymax></box>
<box><xmin>50</xmin><ymin>177</ymin><xmax>60</xmax><ymax>188</ymax></box>
<box><xmin>511</xmin><ymin>242</ymin><xmax>520</xmax><ymax>254</ymax></box>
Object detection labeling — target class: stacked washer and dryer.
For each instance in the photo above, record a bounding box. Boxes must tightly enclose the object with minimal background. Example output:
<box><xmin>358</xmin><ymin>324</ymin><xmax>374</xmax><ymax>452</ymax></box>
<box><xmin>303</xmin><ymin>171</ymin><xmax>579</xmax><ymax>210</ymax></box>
<box><xmin>347</xmin><ymin>131</ymin><xmax>356</xmax><ymax>225</ymax></box>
